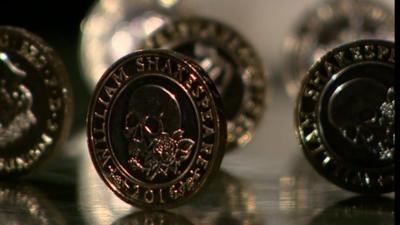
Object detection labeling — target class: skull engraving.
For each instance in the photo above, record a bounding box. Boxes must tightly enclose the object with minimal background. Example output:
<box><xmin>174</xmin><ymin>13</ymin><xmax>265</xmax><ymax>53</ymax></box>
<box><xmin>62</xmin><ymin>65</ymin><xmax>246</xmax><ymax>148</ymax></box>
<box><xmin>328</xmin><ymin>78</ymin><xmax>394</xmax><ymax>160</ymax></box>
<box><xmin>123</xmin><ymin>85</ymin><xmax>194</xmax><ymax>181</ymax></box>
<box><xmin>0</xmin><ymin>52</ymin><xmax>36</xmax><ymax>148</ymax></box>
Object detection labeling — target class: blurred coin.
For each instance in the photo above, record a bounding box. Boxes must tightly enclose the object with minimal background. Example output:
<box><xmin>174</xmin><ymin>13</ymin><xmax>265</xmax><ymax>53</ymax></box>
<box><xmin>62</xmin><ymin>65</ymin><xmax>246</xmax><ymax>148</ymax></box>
<box><xmin>283</xmin><ymin>0</ymin><xmax>394</xmax><ymax>98</ymax></box>
<box><xmin>112</xmin><ymin>211</ymin><xmax>193</xmax><ymax>225</ymax></box>
<box><xmin>79</xmin><ymin>0</ymin><xmax>190</xmax><ymax>90</ymax></box>
<box><xmin>143</xmin><ymin>17</ymin><xmax>267</xmax><ymax>151</ymax></box>
<box><xmin>0</xmin><ymin>26</ymin><xmax>73</xmax><ymax>177</ymax></box>
<box><xmin>87</xmin><ymin>49</ymin><xmax>226</xmax><ymax>209</ymax></box>
<box><xmin>295</xmin><ymin>39</ymin><xmax>394</xmax><ymax>194</ymax></box>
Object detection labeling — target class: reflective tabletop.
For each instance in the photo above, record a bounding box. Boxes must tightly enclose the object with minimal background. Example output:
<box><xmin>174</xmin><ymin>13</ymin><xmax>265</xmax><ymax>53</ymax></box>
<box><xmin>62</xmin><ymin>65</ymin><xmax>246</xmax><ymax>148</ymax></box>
<box><xmin>0</xmin><ymin>83</ymin><xmax>394</xmax><ymax>225</ymax></box>
<box><xmin>0</xmin><ymin>0</ymin><xmax>394</xmax><ymax>224</ymax></box>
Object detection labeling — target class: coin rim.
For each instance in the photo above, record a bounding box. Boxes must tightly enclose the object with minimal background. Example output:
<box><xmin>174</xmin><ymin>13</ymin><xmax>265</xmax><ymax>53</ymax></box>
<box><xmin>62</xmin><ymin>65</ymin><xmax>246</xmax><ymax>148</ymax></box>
<box><xmin>142</xmin><ymin>17</ymin><xmax>268</xmax><ymax>151</ymax></box>
<box><xmin>86</xmin><ymin>49</ymin><xmax>227</xmax><ymax>209</ymax></box>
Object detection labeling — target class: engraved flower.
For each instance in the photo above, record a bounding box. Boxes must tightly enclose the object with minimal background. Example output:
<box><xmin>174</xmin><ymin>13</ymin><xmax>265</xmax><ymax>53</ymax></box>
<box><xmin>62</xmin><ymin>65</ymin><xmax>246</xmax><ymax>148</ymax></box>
<box><xmin>144</xmin><ymin>129</ymin><xmax>194</xmax><ymax>180</ymax></box>
<box><xmin>125</xmin><ymin>112</ymin><xmax>194</xmax><ymax>181</ymax></box>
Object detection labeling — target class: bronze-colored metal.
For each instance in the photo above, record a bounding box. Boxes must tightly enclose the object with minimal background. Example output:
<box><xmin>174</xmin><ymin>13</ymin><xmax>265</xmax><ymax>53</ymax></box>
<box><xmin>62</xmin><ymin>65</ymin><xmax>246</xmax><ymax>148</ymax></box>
<box><xmin>87</xmin><ymin>49</ymin><xmax>226</xmax><ymax>209</ymax></box>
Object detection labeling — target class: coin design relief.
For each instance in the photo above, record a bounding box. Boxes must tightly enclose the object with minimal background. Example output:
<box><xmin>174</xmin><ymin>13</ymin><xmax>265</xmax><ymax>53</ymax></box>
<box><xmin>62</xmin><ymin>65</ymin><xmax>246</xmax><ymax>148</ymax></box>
<box><xmin>284</xmin><ymin>0</ymin><xmax>394</xmax><ymax>98</ymax></box>
<box><xmin>143</xmin><ymin>17</ymin><xmax>266</xmax><ymax>151</ymax></box>
<box><xmin>0</xmin><ymin>26</ymin><xmax>73</xmax><ymax>176</ymax></box>
<box><xmin>295</xmin><ymin>40</ymin><xmax>394</xmax><ymax>194</ymax></box>
<box><xmin>87</xmin><ymin>50</ymin><xmax>226</xmax><ymax>209</ymax></box>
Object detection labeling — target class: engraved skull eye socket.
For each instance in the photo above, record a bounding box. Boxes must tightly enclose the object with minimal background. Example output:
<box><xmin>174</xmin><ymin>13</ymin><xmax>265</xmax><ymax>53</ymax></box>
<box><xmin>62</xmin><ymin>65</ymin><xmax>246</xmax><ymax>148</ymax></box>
<box><xmin>359</xmin><ymin>108</ymin><xmax>377</xmax><ymax>122</ymax></box>
<box><xmin>125</xmin><ymin>112</ymin><xmax>139</xmax><ymax>129</ymax></box>
<box><xmin>143</xmin><ymin>116</ymin><xmax>163</xmax><ymax>137</ymax></box>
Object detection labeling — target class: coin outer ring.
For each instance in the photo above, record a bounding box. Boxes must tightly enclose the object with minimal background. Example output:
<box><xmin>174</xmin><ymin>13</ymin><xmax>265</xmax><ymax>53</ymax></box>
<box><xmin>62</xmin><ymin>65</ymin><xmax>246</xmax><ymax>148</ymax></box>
<box><xmin>0</xmin><ymin>26</ymin><xmax>73</xmax><ymax>176</ymax></box>
<box><xmin>295</xmin><ymin>39</ymin><xmax>395</xmax><ymax>194</ymax></box>
<box><xmin>87</xmin><ymin>49</ymin><xmax>226</xmax><ymax>209</ymax></box>
<box><xmin>142</xmin><ymin>17</ymin><xmax>267</xmax><ymax>151</ymax></box>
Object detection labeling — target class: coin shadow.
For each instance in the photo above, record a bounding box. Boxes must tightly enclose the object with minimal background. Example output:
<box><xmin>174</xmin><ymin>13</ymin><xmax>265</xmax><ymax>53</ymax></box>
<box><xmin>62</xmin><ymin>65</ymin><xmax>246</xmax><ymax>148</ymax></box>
<box><xmin>110</xmin><ymin>170</ymin><xmax>265</xmax><ymax>225</ymax></box>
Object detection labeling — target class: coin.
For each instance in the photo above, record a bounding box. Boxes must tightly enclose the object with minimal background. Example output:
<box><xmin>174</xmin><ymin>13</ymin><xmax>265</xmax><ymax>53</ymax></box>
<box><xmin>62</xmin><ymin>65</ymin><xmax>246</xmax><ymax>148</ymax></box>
<box><xmin>143</xmin><ymin>17</ymin><xmax>267</xmax><ymax>151</ymax></box>
<box><xmin>87</xmin><ymin>49</ymin><xmax>226</xmax><ymax>209</ymax></box>
<box><xmin>284</xmin><ymin>0</ymin><xmax>394</xmax><ymax>98</ymax></box>
<box><xmin>0</xmin><ymin>26</ymin><xmax>73</xmax><ymax>176</ymax></box>
<box><xmin>295</xmin><ymin>40</ymin><xmax>394</xmax><ymax>194</ymax></box>
<box><xmin>79</xmin><ymin>0</ymin><xmax>187</xmax><ymax>90</ymax></box>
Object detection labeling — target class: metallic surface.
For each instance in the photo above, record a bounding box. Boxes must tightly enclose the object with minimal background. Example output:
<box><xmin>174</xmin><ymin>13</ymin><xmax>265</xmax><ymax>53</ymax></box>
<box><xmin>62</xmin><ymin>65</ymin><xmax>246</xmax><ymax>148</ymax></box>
<box><xmin>295</xmin><ymin>40</ymin><xmax>394</xmax><ymax>194</ymax></box>
<box><xmin>283</xmin><ymin>0</ymin><xmax>394</xmax><ymax>98</ymax></box>
<box><xmin>0</xmin><ymin>0</ymin><xmax>394</xmax><ymax>223</ymax></box>
<box><xmin>143</xmin><ymin>17</ymin><xmax>267</xmax><ymax>151</ymax></box>
<box><xmin>0</xmin><ymin>26</ymin><xmax>73</xmax><ymax>176</ymax></box>
<box><xmin>87</xmin><ymin>50</ymin><xmax>226</xmax><ymax>209</ymax></box>
<box><xmin>0</xmin><ymin>81</ymin><xmax>394</xmax><ymax>224</ymax></box>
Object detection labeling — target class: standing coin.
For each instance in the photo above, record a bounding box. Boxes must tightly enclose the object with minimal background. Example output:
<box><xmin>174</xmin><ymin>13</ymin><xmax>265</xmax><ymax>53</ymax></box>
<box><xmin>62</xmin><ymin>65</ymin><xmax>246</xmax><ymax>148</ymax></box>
<box><xmin>0</xmin><ymin>26</ymin><xmax>73</xmax><ymax>176</ymax></box>
<box><xmin>87</xmin><ymin>49</ymin><xmax>226</xmax><ymax>209</ymax></box>
<box><xmin>295</xmin><ymin>40</ymin><xmax>394</xmax><ymax>194</ymax></box>
<box><xmin>143</xmin><ymin>17</ymin><xmax>267</xmax><ymax>151</ymax></box>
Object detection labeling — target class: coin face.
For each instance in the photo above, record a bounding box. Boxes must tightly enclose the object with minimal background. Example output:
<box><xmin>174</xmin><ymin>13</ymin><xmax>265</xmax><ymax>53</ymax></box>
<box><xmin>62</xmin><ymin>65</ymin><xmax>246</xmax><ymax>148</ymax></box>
<box><xmin>0</xmin><ymin>26</ymin><xmax>73</xmax><ymax>176</ymax></box>
<box><xmin>142</xmin><ymin>17</ymin><xmax>266</xmax><ymax>151</ymax></box>
<box><xmin>295</xmin><ymin>40</ymin><xmax>394</xmax><ymax>194</ymax></box>
<box><xmin>87</xmin><ymin>50</ymin><xmax>226</xmax><ymax>209</ymax></box>
<box><xmin>284</xmin><ymin>0</ymin><xmax>394</xmax><ymax>98</ymax></box>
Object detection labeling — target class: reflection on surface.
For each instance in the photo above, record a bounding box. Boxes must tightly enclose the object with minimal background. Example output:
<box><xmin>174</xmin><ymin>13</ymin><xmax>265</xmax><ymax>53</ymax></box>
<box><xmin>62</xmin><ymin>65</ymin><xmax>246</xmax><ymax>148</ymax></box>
<box><xmin>309</xmin><ymin>196</ymin><xmax>394</xmax><ymax>225</ymax></box>
<box><xmin>278</xmin><ymin>151</ymin><xmax>344</xmax><ymax>212</ymax></box>
<box><xmin>107</xmin><ymin>171</ymin><xmax>264</xmax><ymax>225</ymax></box>
<box><xmin>0</xmin><ymin>182</ymin><xmax>65</xmax><ymax>225</ymax></box>
<box><xmin>78</xmin><ymin>130</ymin><xmax>132</xmax><ymax>225</ymax></box>
<box><xmin>175</xmin><ymin>171</ymin><xmax>263</xmax><ymax>225</ymax></box>
<box><xmin>112</xmin><ymin>211</ymin><xmax>193</xmax><ymax>225</ymax></box>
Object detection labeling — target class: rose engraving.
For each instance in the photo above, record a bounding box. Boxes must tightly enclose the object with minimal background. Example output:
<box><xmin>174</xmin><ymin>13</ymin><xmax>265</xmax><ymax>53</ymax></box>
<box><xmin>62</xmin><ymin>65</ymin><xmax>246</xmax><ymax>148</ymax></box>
<box><xmin>124</xmin><ymin>112</ymin><xmax>194</xmax><ymax>181</ymax></box>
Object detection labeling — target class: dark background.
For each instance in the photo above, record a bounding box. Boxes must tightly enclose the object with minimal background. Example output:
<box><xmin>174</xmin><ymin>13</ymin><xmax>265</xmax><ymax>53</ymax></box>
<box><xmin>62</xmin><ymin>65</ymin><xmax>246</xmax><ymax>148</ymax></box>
<box><xmin>1</xmin><ymin>0</ymin><xmax>95</xmax><ymax>133</ymax></box>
